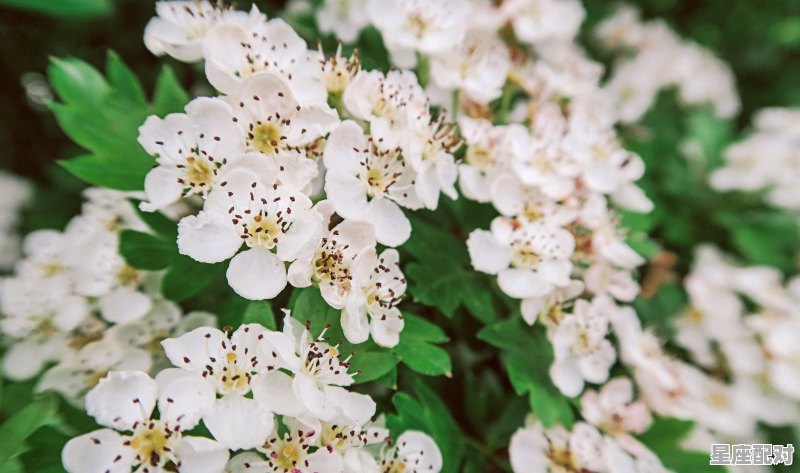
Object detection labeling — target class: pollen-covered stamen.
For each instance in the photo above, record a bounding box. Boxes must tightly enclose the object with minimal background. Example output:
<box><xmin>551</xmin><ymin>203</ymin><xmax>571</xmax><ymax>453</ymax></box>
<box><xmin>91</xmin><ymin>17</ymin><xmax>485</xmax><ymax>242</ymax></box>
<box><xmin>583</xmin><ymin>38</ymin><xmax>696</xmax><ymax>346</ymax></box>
<box><xmin>312</xmin><ymin>231</ymin><xmax>352</xmax><ymax>286</ymax></box>
<box><xmin>418</xmin><ymin>113</ymin><xmax>461</xmax><ymax>161</ymax></box>
<box><xmin>127</xmin><ymin>420</ymin><xmax>180</xmax><ymax>470</ymax></box>
<box><xmin>225</xmin><ymin>180</ymin><xmax>300</xmax><ymax>249</ymax></box>
<box><xmin>356</xmin><ymin>139</ymin><xmax>407</xmax><ymax>198</ymax></box>
<box><xmin>197</xmin><ymin>329</ymin><xmax>275</xmax><ymax>395</ymax></box>
<box><xmin>366</xmin><ymin>256</ymin><xmax>405</xmax><ymax>311</ymax></box>
<box><xmin>300</xmin><ymin>324</ymin><xmax>352</xmax><ymax>382</ymax></box>
<box><xmin>319</xmin><ymin>422</ymin><xmax>370</xmax><ymax>453</ymax></box>
<box><xmin>320</xmin><ymin>43</ymin><xmax>360</xmax><ymax>93</ymax></box>
<box><xmin>262</xmin><ymin>431</ymin><xmax>316</xmax><ymax>472</ymax></box>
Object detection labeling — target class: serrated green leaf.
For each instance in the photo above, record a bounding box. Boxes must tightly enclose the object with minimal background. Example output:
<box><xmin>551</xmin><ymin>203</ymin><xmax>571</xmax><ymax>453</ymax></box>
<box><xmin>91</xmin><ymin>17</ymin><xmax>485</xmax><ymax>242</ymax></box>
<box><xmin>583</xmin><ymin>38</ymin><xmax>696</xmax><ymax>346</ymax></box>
<box><xmin>153</xmin><ymin>66</ymin><xmax>189</xmax><ymax>117</ymax></box>
<box><xmin>58</xmin><ymin>154</ymin><xmax>150</xmax><ymax>191</ymax></box>
<box><xmin>106</xmin><ymin>51</ymin><xmax>146</xmax><ymax>106</ymax></box>
<box><xmin>47</xmin><ymin>57</ymin><xmax>109</xmax><ymax>106</ymax></box>
<box><xmin>119</xmin><ymin>229</ymin><xmax>176</xmax><ymax>270</ymax></box>
<box><xmin>242</xmin><ymin>301</ymin><xmax>277</xmax><ymax>330</ymax></box>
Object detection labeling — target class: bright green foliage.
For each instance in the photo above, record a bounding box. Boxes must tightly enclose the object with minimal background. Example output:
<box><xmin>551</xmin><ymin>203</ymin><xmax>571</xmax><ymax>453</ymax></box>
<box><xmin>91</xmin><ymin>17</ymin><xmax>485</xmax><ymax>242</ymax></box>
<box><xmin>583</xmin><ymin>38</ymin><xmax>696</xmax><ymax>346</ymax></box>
<box><xmin>49</xmin><ymin>53</ymin><xmax>189</xmax><ymax>192</ymax></box>
<box><xmin>0</xmin><ymin>0</ymin><xmax>112</xmax><ymax>19</ymax></box>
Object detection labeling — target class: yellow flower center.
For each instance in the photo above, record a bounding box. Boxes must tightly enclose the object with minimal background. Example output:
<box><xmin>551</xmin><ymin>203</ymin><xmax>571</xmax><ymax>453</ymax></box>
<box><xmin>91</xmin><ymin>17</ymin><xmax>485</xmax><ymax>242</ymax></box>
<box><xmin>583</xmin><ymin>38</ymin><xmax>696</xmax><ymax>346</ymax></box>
<box><xmin>117</xmin><ymin>265</ymin><xmax>141</xmax><ymax>287</ymax></box>
<box><xmin>251</xmin><ymin>123</ymin><xmax>282</xmax><ymax>155</ymax></box>
<box><xmin>466</xmin><ymin>146</ymin><xmax>492</xmax><ymax>171</ymax></box>
<box><xmin>246</xmin><ymin>214</ymin><xmax>281</xmax><ymax>248</ymax></box>
<box><xmin>130</xmin><ymin>425</ymin><xmax>170</xmax><ymax>467</ymax></box>
<box><xmin>185</xmin><ymin>156</ymin><xmax>215</xmax><ymax>187</ymax></box>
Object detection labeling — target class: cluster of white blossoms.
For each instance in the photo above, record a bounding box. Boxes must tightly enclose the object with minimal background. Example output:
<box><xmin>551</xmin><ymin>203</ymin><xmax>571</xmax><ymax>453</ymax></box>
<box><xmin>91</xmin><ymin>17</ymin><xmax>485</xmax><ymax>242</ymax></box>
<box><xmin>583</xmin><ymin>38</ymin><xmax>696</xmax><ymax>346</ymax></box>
<box><xmin>596</xmin><ymin>5</ymin><xmax>740</xmax><ymax>123</ymax></box>
<box><xmin>656</xmin><ymin>246</ymin><xmax>800</xmax><ymax>448</ymax></box>
<box><xmin>63</xmin><ymin>313</ymin><xmax>442</xmax><ymax>473</ymax></box>
<box><xmin>0</xmin><ymin>171</ymin><xmax>32</xmax><ymax>271</ymax></box>
<box><xmin>710</xmin><ymin>107</ymin><xmax>800</xmax><ymax>211</ymax></box>
<box><xmin>139</xmin><ymin>0</ymin><xmax>471</xmax><ymax>349</ymax></box>
<box><xmin>0</xmin><ymin>188</ymin><xmax>217</xmax><ymax>402</ymax></box>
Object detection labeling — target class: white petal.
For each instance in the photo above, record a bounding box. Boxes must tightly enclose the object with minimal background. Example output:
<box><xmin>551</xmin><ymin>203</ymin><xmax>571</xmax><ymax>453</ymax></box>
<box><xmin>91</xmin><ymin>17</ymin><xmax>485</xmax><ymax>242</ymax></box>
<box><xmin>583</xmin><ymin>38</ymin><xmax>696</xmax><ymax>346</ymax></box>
<box><xmin>204</xmin><ymin>395</ymin><xmax>275</xmax><ymax>450</ymax></box>
<box><xmin>293</xmin><ymin>373</ymin><xmax>336</xmax><ymax>421</ymax></box>
<box><xmin>86</xmin><ymin>371</ymin><xmax>156</xmax><ymax>430</ymax></box>
<box><xmin>156</xmin><ymin>368</ymin><xmax>216</xmax><ymax>430</ymax></box>
<box><xmin>98</xmin><ymin>288</ymin><xmax>152</xmax><ymax>324</ymax></box>
<box><xmin>467</xmin><ymin>229</ymin><xmax>510</xmax><ymax>275</ymax></box>
<box><xmin>62</xmin><ymin>429</ymin><xmax>134</xmax><ymax>473</ymax></box>
<box><xmin>365</xmin><ymin>198</ymin><xmax>410</xmax><ymax>247</ymax></box>
<box><xmin>324</xmin><ymin>385</ymin><xmax>376</xmax><ymax>426</ymax></box>
<box><xmin>226</xmin><ymin>247</ymin><xmax>288</xmax><ymax>300</ymax></box>
<box><xmin>250</xmin><ymin>370</ymin><xmax>306</xmax><ymax>418</ymax></box>
<box><xmin>161</xmin><ymin>327</ymin><xmax>227</xmax><ymax>373</ymax></box>
<box><xmin>550</xmin><ymin>358</ymin><xmax>584</xmax><ymax>397</ymax></box>
<box><xmin>341</xmin><ymin>303</ymin><xmax>370</xmax><ymax>345</ymax></box>
<box><xmin>173</xmin><ymin>436</ymin><xmax>230</xmax><ymax>473</ymax></box>
<box><xmin>141</xmin><ymin>166</ymin><xmax>182</xmax><ymax>212</ymax></box>
<box><xmin>325</xmin><ymin>169</ymin><xmax>369</xmax><ymax>220</ymax></box>
<box><xmin>3</xmin><ymin>337</ymin><xmax>65</xmax><ymax>381</ymax></box>
<box><xmin>178</xmin><ymin>213</ymin><xmax>242</xmax><ymax>263</ymax></box>
<box><xmin>498</xmin><ymin>268</ymin><xmax>552</xmax><ymax>299</ymax></box>
<box><xmin>369</xmin><ymin>307</ymin><xmax>404</xmax><ymax>348</ymax></box>
<box><xmin>323</xmin><ymin>120</ymin><xmax>367</xmax><ymax>174</ymax></box>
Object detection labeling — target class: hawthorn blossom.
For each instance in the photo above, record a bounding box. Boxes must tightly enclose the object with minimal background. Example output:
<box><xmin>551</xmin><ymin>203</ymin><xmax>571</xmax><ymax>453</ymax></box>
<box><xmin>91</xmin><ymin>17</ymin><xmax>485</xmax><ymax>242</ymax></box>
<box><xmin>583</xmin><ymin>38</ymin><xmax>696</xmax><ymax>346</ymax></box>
<box><xmin>467</xmin><ymin>217</ymin><xmax>575</xmax><ymax>300</ymax></box>
<box><xmin>365</xmin><ymin>0</ymin><xmax>471</xmax><ymax>68</ymax></box>
<box><xmin>203</xmin><ymin>13</ymin><xmax>326</xmax><ymax>102</ymax></box>
<box><xmin>252</xmin><ymin>314</ymin><xmax>375</xmax><ymax>431</ymax></box>
<box><xmin>138</xmin><ymin>97</ymin><xmax>245</xmax><ymax>211</ymax></box>
<box><xmin>342</xmin><ymin>247</ymin><xmax>406</xmax><ymax>347</ymax></box>
<box><xmin>316</xmin><ymin>0</ymin><xmax>369</xmax><ymax>43</ymax></box>
<box><xmin>161</xmin><ymin>324</ymin><xmax>289</xmax><ymax>449</ymax></box>
<box><xmin>549</xmin><ymin>298</ymin><xmax>616</xmax><ymax>397</ymax></box>
<box><xmin>144</xmin><ymin>1</ymin><xmax>228</xmax><ymax>62</ymax></box>
<box><xmin>62</xmin><ymin>370</ymin><xmax>225</xmax><ymax>473</ymax></box>
<box><xmin>377</xmin><ymin>431</ymin><xmax>443</xmax><ymax>473</ymax></box>
<box><xmin>177</xmin><ymin>167</ymin><xmax>321</xmax><ymax>300</ymax></box>
<box><xmin>226</xmin><ymin>72</ymin><xmax>339</xmax><ymax>192</ymax></box>
<box><xmin>457</xmin><ymin>117</ymin><xmax>520</xmax><ymax>202</ymax></box>
<box><xmin>580</xmin><ymin>378</ymin><xmax>652</xmax><ymax>438</ymax></box>
<box><xmin>37</xmin><ymin>337</ymin><xmax>152</xmax><ymax>406</ymax></box>
<box><xmin>323</xmin><ymin>120</ymin><xmax>421</xmax><ymax>246</ymax></box>
<box><xmin>288</xmin><ymin>202</ymin><xmax>377</xmax><ymax>311</ymax></box>
<box><xmin>510</xmin><ymin>420</ymin><xmax>605</xmax><ymax>473</ymax></box>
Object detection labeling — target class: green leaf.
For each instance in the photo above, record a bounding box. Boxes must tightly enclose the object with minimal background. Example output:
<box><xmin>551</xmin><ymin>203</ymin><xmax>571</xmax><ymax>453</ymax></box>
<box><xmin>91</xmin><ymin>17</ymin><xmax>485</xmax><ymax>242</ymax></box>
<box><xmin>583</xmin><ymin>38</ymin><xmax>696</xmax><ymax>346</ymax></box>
<box><xmin>242</xmin><ymin>301</ymin><xmax>277</xmax><ymax>330</ymax></box>
<box><xmin>0</xmin><ymin>0</ymin><xmax>112</xmax><ymax>18</ymax></box>
<box><xmin>637</xmin><ymin>418</ymin><xmax>710</xmax><ymax>471</ymax></box>
<box><xmin>394</xmin><ymin>341</ymin><xmax>452</xmax><ymax>377</ymax></box>
<box><xmin>162</xmin><ymin>256</ymin><xmax>220</xmax><ymax>302</ymax></box>
<box><xmin>118</xmin><ymin>229</ymin><xmax>176</xmax><ymax>270</ymax></box>
<box><xmin>58</xmin><ymin>154</ymin><xmax>150</xmax><ymax>191</ymax></box>
<box><xmin>402</xmin><ymin>313</ymin><xmax>448</xmax><ymax>343</ymax></box>
<box><xmin>349</xmin><ymin>351</ymin><xmax>400</xmax><ymax>383</ymax></box>
<box><xmin>152</xmin><ymin>66</ymin><xmax>189</xmax><ymax>117</ymax></box>
<box><xmin>106</xmin><ymin>51</ymin><xmax>146</xmax><ymax>106</ymax></box>
<box><xmin>47</xmin><ymin>57</ymin><xmax>110</xmax><ymax>105</ymax></box>
<box><xmin>133</xmin><ymin>206</ymin><xmax>179</xmax><ymax>240</ymax></box>
<box><xmin>387</xmin><ymin>380</ymin><xmax>466</xmax><ymax>473</ymax></box>
<box><xmin>0</xmin><ymin>396</ymin><xmax>62</xmax><ymax>468</ymax></box>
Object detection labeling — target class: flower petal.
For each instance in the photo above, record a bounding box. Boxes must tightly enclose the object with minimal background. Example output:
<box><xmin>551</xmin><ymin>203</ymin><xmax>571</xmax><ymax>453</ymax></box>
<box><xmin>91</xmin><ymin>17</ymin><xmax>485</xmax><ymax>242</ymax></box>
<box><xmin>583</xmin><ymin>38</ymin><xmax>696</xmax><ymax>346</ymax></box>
<box><xmin>86</xmin><ymin>371</ymin><xmax>156</xmax><ymax>431</ymax></box>
<box><xmin>226</xmin><ymin>247</ymin><xmax>288</xmax><ymax>300</ymax></box>
<box><xmin>203</xmin><ymin>395</ymin><xmax>275</xmax><ymax>450</ymax></box>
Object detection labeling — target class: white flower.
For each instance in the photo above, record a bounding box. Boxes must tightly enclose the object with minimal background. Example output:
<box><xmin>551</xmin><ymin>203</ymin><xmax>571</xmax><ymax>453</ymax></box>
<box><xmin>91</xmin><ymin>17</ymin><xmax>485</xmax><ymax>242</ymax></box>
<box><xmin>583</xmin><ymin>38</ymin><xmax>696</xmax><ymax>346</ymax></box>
<box><xmin>342</xmin><ymin>247</ymin><xmax>406</xmax><ymax>347</ymax></box>
<box><xmin>467</xmin><ymin>217</ymin><xmax>575</xmax><ymax>300</ymax></box>
<box><xmin>581</xmin><ymin>378</ymin><xmax>652</xmax><ymax>437</ymax></box>
<box><xmin>225</xmin><ymin>433</ymin><xmax>344</xmax><ymax>472</ymax></box>
<box><xmin>288</xmin><ymin>201</ymin><xmax>377</xmax><ymax>310</ymax></box>
<box><xmin>317</xmin><ymin>0</ymin><xmax>369</xmax><ymax>43</ymax></box>
<box><xmin>402</xmin><ymin>111</ymin><xmax>459</xmax><ymax>210</ymax></box>
<box><xmin>161</xmin><ymin>324</ymin><xmax>289</xmax><ymax>449</ymax></box>
<box><xmin>226</xmin><ymin>72</ymin><xmax>339</xmax><ymax>192</ymax></box>
<box><xmin>177</xmin><ymin>167</ymin><xmax>321</xmax><ymax>300</ymax></box>
<box><xmin>138</xmin><ymin>97</ymin><xmax>245</xmax><ymax>211</ymax></box>
<box><xmin>252</xmin><ymin>314</ymin><xmax>376</xmax><ymax>431</ymax></box>
<box><xmin>489</xmin><ymin>172</ymin><xmax>579</xmax><ymax>226</ymax></box>
<box><xmin>503</xmin><ymin>0</ymin><xmax>585</xmax><ymax>45</ymax></box>
<box><xmin>429</xmin><ymin>29</ymin><xmax>511</xmax><ymax>104</ymax></box>
<box><xmin>62</xmin><ymin>370</ymin><xmax>225</xmax><ymax>473</ymax></box>
<box><xmin>343</xmin><ymin>70</ymin><xmax>428</xmax><ymax>144</ymax></box>
<box><xmin>378</xmin><ymin>431</ymin><xmax>442</xmax><ymax>473</ymax></box>
<box><xmin>323</xmin><ymin>120</ymin><xmax>421</xmax><ymax>246</ymax></box>
<box><xmin>366</xmin><ymin>0</ymin><xmax>471</xmax><ymax>68</ymax></box>
<box><xmin>509</xmin><ymin>420</ymin><xmax>605</xmax><ymax>473</ymax></box>
<box><xmin>203</xmin><ymin>14</ymin><xmax>326</xmax><ymax>103</ymax></box>
<box><xmin>144</xmin><ymin>1</ymin><xmax>227</xmax><ymax>62</ymax></box>
<box><xmin>549</xmin><ymin>298</ymin><xmax>616</xmax><ymax>397</ymax></box>
<box><xmin>457</xmin><ymin>118</ymin><xmax>520</xmax><ymax>202</ymax></box>
<box><xmin>37</xmin><ymin>337</ymin><xmax>152</xmax><ymax>406</ymax></box>
<box><xmin>520</xmin><ymin>280</ymin><xmax>584</xmax><ymax>326</ymax></box>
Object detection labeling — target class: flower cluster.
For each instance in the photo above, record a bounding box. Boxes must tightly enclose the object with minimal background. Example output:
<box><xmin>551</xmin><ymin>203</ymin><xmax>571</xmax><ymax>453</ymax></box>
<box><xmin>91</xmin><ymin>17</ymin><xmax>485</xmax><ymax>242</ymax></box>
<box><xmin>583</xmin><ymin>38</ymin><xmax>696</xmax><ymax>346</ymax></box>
<box><xmin>597</xmin><ymin>5</ymin><xmax>740</xmax><ymax>123</ymax></box>
<box><xmin>0</xmin><ymin>188</ymin><xmax>211</xmax><ymax>390</ymax></box>
<box><xmin>657</xmin><ymin>246</ymin><xmax>800</xmax><ymax>445</ymax></box>
<box><xmin>140</xmin><ymin>0</ymin><xmax>464</xmax><ymax>348</ymax></box>
<box><xmin>63</xmin><ymin>313</ymin><xmax>442</xmax><ymax>473</ymax></box>
<box><xmin>711</xmin><ymin>107</ymin><xmax>800</xmax><ymax>211</ymax></box>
